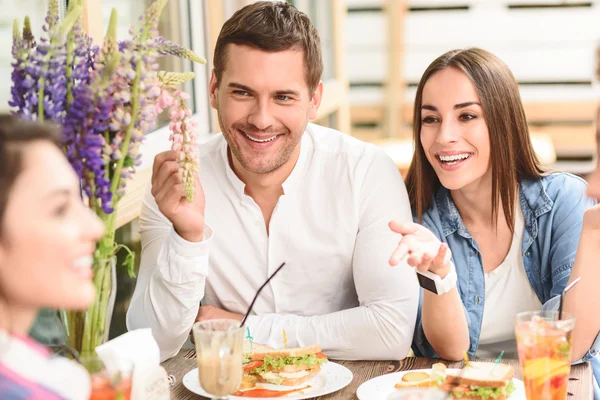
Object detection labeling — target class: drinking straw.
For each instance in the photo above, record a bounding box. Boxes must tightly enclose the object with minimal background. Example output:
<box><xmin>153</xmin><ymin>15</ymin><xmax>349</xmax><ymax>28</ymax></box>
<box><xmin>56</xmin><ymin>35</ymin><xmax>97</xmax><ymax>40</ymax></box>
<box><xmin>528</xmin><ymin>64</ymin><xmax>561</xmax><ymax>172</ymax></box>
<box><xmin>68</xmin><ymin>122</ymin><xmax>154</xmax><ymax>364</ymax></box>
<box><xmin>494</xmin><ymin>350</ymin><xmax>505</xmax><ymax>364</ymax></box>
<box><xmin>558</xmin><ymin>277</ymin><xmax>581</xmax><ymax>320</ymax></box>
<box><xmin>463</xmin><ymin>352</ymin><xmax>470</xmax><ymax>367</ymax></box>
<box><xmin>245</xmin><ymin>327</ymin><xmax>253</xmax><ymax>351</ymax></box>
<box><xmin>240</xmin><ymin>262</ymin><xmax>287</xmax><ymax>327</ymax></box>
<box><xmin>491</xmin><ymin>350</ymin><xmax>505</xmax><ymax>373</ymax></box>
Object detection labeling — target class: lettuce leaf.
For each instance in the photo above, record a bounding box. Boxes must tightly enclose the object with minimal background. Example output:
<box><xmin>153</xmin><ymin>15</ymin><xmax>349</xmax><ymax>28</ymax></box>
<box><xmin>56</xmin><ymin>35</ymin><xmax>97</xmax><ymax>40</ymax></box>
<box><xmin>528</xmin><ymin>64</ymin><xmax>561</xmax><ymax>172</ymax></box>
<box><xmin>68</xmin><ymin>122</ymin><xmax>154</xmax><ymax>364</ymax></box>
<box><xmin>450</xmin><ymin>381</ymin><xmax>515</xmax><ymax>399</ymax></box>
<box><xmin>252</xmin><ymin>354</ymin><xmax>327</xmax><ymax>374</ymax></box>
<box><xmin>263</xmin><ymin>375</ymin><xmax>286</xmax><ymax>385</ymax></box>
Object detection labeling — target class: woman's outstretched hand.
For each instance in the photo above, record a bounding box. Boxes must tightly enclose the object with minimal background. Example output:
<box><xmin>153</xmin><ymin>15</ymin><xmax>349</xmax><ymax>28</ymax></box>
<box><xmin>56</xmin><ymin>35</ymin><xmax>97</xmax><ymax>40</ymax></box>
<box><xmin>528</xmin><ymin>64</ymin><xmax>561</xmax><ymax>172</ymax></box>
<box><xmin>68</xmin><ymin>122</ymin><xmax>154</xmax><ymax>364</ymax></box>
<box><xmin>388</xmin><ymin>221</ymin><xmax>453</xmax><ymax>278</ymax></box>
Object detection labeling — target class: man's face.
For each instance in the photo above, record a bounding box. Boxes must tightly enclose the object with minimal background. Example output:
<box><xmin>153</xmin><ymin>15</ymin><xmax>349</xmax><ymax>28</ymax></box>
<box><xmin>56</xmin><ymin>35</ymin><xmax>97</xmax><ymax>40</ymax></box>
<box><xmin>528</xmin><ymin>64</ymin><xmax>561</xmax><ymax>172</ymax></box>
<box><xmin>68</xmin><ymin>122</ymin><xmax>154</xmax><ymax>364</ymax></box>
<box><xmin>210</xmin><ymin>44</ymin><xmax>322</xmax><ymax>175</ymax></box>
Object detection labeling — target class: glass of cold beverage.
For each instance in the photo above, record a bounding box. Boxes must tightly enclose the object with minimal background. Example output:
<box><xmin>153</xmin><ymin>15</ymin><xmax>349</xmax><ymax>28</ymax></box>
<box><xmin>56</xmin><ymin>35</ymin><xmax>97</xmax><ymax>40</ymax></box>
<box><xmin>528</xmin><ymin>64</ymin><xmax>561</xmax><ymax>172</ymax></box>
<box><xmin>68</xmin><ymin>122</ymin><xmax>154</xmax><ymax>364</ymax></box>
<box><xmin>193</xmin><ymin>319</ymin><xmax>244</xmax><ymax>399</ymax></box>
<box><xmin>80</xmin><ymin>355</ymin><xmax>133</xmax><ymax>400</ymax></box>
<box><xmin>515</xmin><ymin>310</ymin><xmax>575</xmax><ymax>400</ymax></box>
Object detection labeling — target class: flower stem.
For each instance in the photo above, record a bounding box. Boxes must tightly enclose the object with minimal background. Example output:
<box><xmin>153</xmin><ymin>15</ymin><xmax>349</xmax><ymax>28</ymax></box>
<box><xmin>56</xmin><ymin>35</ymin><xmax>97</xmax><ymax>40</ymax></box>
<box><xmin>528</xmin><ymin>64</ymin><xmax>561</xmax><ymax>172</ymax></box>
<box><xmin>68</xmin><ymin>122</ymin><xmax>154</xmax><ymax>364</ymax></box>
<box><xmin>65</xmin><ymin>32</ymin><xmax>74</xmax><ymax>106</ymax></box>
<box><xmin>94</xmin><ymin>257</ymin><xmax>113</xmax><ymax>349</ymax></box>
<box><xmin>81</xmin><ymin>259</ymin><xmax>106</xmax><ymax>356</ymax></box>
<box><xmin>37</xmin><ymin>77</ymin><xmax>45</xmax><ymax>121</ymax></box>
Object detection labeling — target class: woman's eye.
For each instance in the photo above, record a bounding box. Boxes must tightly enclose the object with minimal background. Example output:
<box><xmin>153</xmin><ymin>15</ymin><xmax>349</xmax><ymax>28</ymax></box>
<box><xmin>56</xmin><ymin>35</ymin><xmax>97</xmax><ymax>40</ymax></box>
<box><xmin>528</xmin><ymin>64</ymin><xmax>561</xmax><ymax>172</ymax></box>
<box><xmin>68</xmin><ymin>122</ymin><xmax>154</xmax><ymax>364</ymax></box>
<box><xmin>422</xmin><ymin>116</ymin><xmax>439</xmax><ymax>124</ymax></box>
<box><xmin>53</xmin><ymin>203</ymin><xmax>69</xmax><ymax>217</ymax></box>
<box><xmin>460</xmin><ymin>113</ymin><xmax>477</xmax><ymax>121</ymax></box>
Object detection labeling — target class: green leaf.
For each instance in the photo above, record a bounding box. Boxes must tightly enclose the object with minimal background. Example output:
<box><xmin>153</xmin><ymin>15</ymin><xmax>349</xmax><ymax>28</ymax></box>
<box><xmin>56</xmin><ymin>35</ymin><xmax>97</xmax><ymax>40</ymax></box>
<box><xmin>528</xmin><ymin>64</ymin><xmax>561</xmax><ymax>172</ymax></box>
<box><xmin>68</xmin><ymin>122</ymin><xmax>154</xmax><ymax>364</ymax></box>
<box><xmin>57</xmin><ymin>4</ymin><xmax>83</xmax><ymax>39</ymax></box>
<box><xmin>158</xmin><ymin>71</ymin><xmax>196</xmax><ymax>87</ymax></box>
<box><xmin>13</xmin><ymin>20</ymin><xmax>21</xmax><ymax>49</ymax></box>
<box><xmin>115</xmin><ymin>244</ymin><xmax>136</xmax><ymax>278</ymax></box>
<box><xmin>251</xmin><ymin>354</ymin><xmax>328</xmax><ymax>374</ymax></box>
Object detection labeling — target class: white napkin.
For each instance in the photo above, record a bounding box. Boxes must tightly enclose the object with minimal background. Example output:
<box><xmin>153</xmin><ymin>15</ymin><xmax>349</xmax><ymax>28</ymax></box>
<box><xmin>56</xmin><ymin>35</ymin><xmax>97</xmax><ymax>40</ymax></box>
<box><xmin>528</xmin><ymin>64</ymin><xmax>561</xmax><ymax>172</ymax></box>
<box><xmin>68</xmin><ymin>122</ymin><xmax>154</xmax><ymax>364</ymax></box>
<box><xmin>95</xmin><ymin>328</ymin><xmax>170</xmax><ymax>400</ymax></box>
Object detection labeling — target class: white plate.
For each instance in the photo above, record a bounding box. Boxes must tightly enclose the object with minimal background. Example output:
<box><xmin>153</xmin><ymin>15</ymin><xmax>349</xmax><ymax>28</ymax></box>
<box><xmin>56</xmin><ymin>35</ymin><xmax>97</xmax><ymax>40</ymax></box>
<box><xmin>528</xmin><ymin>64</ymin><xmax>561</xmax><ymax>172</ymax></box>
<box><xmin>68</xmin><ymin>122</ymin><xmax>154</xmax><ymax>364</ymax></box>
<box><xmin>356</xmin><ymin>368</ymin><xmax>526</xmax><ymax>400</ymax></box>
<box><xmin>182</xmin><ymin>362</ymin><xmax>353</xmax><ymax>399</ymax></box>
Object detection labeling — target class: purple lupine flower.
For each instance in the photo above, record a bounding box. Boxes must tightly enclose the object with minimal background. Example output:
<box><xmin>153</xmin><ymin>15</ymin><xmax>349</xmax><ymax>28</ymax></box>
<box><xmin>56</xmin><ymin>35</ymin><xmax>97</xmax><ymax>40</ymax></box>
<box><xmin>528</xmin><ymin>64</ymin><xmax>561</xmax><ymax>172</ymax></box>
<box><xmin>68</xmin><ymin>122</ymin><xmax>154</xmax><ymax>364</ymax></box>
<box><xmin>62</xmin><ymin>23</ymin><xmax>113</xmax><ymax>214</ymax></box>
<box><xmin>12</xmin><ymin>1</ymin><xmax>70</xmax><ymax>124</ymax></box>
<box><xmin>9</xmin><ymin>19</ymin><xmax>36</xmax><ymax>115</ymax></box>
<box><xmin>154</xmin><ymin>36</ymin><xmax>206</xmax><ymax>64</ymax></box>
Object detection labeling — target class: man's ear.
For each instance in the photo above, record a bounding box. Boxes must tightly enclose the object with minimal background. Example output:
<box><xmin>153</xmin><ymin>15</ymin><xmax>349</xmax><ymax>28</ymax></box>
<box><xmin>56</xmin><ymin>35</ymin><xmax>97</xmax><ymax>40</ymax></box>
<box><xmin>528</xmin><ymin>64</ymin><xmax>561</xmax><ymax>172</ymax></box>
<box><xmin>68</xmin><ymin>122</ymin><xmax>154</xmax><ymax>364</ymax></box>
<box><xmin>308</xmin><ymin>80</ymin><xmax>324</xmax><ymax>121</ymax></box>
<box><xmin>209</xmin><ymin>70</ymin><xmax>218</xmax><ymax>110</ymax></box>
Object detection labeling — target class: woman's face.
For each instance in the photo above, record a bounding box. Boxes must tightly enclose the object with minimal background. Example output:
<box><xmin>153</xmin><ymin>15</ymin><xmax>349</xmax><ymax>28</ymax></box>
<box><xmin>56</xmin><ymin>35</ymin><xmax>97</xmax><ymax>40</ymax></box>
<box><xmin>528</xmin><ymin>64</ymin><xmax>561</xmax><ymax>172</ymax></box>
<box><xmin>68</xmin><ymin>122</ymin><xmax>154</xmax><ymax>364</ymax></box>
<box><xmin>0</xmin><ymin>141</ymin><xmax>104</xmax><ymax>311</ymax></box>
<box><xmin>587</xmin><ymin>107</ymin><xmax>600</xmax><ymax>200</ymax></box>
<box><xmin>419</xmin><ymin>67</ymin><xmax>492</xmax><ymax>192</ymax></box>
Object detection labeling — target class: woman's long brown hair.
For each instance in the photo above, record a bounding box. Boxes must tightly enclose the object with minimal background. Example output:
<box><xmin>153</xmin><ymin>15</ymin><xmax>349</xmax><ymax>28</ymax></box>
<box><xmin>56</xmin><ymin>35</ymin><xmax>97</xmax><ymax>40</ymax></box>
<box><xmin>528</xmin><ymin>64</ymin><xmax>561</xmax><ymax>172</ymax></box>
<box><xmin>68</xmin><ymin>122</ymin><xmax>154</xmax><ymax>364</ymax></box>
<box><xmin>405</xmin><ymin>48</ymin><xmax>545</xmax><ymax>233</ymax></box>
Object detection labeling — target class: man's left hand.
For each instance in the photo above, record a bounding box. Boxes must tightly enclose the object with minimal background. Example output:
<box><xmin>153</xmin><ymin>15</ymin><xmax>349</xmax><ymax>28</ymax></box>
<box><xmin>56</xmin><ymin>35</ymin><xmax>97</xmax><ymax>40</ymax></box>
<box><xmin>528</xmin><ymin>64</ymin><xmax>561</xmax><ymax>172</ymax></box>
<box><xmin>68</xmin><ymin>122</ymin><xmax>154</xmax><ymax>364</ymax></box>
<box><xmin>196</xmin><ymin>305</ymin><xmax>243</xmax><ymax>322</ymax></box>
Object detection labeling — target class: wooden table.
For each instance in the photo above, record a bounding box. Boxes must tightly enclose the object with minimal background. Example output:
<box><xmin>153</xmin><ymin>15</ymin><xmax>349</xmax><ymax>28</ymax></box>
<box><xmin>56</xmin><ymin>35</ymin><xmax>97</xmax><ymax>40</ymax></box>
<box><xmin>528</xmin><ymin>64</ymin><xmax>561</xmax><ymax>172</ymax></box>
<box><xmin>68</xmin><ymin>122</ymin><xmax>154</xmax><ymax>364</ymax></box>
<box><xmin>162</xmin><ymin>349</ymin><xmax>593</xmax><ymax>399</ymax></box>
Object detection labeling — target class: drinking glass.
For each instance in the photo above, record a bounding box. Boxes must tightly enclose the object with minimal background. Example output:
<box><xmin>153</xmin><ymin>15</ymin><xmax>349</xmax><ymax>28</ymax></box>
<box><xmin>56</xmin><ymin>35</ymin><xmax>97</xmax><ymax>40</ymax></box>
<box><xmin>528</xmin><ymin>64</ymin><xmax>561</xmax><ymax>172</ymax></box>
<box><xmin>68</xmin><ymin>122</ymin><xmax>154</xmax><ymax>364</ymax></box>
<box><xmin>515</xmin><ymin>310</ymin><xmax>575</xmax><ymax>400</ymax></box>
<box><xmin>193</xmin><ymin>319</ymin><xmax>244</xmax><ymax>399</ymax></box>
<box><xmin>80</xmin><ymin>355</ymin><xmax>133</xmax><ymax>400</ymax></box>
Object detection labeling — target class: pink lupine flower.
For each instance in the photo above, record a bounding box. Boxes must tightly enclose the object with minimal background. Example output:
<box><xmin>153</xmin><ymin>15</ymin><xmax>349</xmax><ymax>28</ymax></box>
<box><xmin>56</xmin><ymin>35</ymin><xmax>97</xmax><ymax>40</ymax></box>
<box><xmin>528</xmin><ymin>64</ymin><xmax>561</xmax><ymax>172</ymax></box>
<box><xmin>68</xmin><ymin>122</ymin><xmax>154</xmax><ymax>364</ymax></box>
<box><xmin>157</xmin><ymin>86</ymin><xmax>199</xmax><ymax>202</ymax></box>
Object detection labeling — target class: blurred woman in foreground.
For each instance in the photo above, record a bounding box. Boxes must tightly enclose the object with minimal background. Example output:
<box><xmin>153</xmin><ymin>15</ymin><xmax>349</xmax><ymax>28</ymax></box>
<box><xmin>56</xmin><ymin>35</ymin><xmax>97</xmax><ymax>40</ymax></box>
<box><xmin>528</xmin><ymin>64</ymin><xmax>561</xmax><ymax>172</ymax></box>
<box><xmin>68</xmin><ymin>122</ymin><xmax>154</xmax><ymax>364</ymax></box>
<box><xmin>0</xmin><ymin>115</ymin><xmax>103</xmax><ymax>399</ymax></box>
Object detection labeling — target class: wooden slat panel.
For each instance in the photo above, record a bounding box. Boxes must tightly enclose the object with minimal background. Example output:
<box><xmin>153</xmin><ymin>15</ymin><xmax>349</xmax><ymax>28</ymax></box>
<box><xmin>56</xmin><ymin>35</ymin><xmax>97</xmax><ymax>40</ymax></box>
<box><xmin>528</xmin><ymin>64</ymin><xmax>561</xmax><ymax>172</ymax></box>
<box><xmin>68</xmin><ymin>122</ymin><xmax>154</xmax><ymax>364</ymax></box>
<box><xmin>384</xmin><ymin>0</ymin><xmax>407</xmax><ymax>138</ymax></box>
<box><xmin>332</xmin><ymin>0</ymin><xmax>351</xmax><ymax>134</ymax></box>
<box><xmin>347</xmin><ymin>46</ymin><xmax>598</xmax><ymax>82</ymax></box>
<box><xmin>349</xmin><ymin>86</ymin><xmax>600</xmax><ymax>106</ymax></box>
<box><xmin>83</xmin><ymin>0</ymin><xmax>103</xmax><ymax>45</ymax></box>
<box><xmin>351</xmin><ymin>101</ymin><xmax>598</xmax><ymax>125</ymax></box>
<box><xmin>114</xmin><ymin>166</ymin><xmax>151</xmax><ymax>229</ymax></box>
<box><xmin>316</xmin><ymin>79</ymin><xmax>348</xmax><ymax>121</ymax></box>
<box><xmin>529</xmin><ymin>125</ymin><xmax>596</xmax><ymax>156</ymax></box>
<box><xmin>347</xmin><ymin>7</ymin><xmax>600</xmax><ymax>47</ymax></box>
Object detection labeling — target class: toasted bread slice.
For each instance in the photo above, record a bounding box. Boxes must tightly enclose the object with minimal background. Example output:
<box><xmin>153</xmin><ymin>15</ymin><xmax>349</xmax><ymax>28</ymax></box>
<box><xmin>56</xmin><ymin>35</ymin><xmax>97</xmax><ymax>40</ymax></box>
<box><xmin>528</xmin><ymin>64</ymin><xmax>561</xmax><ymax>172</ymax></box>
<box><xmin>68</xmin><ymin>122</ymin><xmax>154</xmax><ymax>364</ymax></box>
<box><xmin>444</xmin><ymin>362</ymin><xmax>513</xmax><ymax>388</ymax></box>
<box><xmin>402</xmin><ymin>371</ymin><xmax>431</xmax><ymax>382</ymax></box>
<box><xmin>394</xmin><ymin>379</ymin><xmax>436</xmax><ymax>389</ymax></box>
<box><xmin>239</xmin><ymin>373</ymin><xmax>258</xmax><ymax>390</ymax></box>
<box><xmin>395</xmin><ymin>371</ymin><xmax>436</xmax><ymax>389</ymax></box>
<box><xmin>257</xmin><ymin>365</ymin><xmax>321</xmax><ymax>386</ymax></box>
<box><xmin>244</xmin><ymin>340</ymin><xmax>275</xmax><ymax>354</ymax></box>
<box><xmin>250</xmin><ymin>344</ymin><xmax>322</xmax><ymax>361</ymax></box>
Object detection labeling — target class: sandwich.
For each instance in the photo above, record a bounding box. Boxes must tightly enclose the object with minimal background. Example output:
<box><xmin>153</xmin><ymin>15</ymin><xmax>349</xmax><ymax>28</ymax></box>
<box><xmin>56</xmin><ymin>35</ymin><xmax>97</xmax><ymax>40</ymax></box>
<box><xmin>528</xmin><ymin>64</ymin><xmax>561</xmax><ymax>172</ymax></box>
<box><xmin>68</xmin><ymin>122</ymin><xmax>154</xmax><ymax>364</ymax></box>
<box><xmin>242</xmin><ymin>342</ymin><xmax>328</xmax><ymax>387</ymax></box>
<box><xmin>240</xmin><ymin>341</ymin><xmax>273</xmax><ymax>390</ymax></box>
<box><xmin>439</xmin><ymin>361</ymin><xmax>516</xmax><ymax>400</ymax></box>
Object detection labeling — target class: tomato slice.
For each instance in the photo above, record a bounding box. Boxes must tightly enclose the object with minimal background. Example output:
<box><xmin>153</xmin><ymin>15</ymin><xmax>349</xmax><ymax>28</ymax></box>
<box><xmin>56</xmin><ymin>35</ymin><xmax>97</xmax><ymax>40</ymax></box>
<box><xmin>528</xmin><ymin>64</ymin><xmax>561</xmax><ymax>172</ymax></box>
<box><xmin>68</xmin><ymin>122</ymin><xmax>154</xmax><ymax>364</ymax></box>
<box><xmin>315</xmin><ymin>352</ymin><xmax>327</xmax><ymax>359</ymax></box>
<box><xmin>244</xmin><ymin>361</ymin><xmax>264</xmax><ymax>371</ymax></box>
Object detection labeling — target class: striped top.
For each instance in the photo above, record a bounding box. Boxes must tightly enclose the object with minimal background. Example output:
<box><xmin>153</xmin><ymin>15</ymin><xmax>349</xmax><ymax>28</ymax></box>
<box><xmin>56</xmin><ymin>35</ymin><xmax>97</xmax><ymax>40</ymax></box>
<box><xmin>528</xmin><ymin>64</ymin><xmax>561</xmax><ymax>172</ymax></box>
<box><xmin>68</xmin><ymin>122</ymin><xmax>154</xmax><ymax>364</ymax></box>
<box><xmin>0</xmin><ymin>330</ymin><xmax>90</xmax><ymax>400</ymax></box>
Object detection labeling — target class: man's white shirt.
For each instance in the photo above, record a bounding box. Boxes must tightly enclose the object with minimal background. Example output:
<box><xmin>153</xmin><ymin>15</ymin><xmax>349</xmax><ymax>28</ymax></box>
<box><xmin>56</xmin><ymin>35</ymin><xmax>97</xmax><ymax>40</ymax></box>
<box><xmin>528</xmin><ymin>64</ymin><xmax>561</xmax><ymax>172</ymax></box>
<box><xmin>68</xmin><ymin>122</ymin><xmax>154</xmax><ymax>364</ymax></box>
<box><xmin>126</xmin><ymin>123</ymin><xmax>419</xmax><ymax>361</ymax></box>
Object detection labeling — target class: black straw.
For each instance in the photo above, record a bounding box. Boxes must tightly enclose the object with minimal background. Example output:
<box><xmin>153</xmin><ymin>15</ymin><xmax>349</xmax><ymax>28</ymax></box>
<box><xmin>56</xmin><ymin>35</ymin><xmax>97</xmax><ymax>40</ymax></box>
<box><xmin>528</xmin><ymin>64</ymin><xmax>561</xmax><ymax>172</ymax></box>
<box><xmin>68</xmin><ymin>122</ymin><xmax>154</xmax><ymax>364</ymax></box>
<box><xmin>558</xmin><ymin>276</ymin><xmax>581</xmax><ymax>320</ymax></box>
<box><xmin>240</xmin><ymin>262</ymin><xmax>286</xmax><ymax>327</ymax></box>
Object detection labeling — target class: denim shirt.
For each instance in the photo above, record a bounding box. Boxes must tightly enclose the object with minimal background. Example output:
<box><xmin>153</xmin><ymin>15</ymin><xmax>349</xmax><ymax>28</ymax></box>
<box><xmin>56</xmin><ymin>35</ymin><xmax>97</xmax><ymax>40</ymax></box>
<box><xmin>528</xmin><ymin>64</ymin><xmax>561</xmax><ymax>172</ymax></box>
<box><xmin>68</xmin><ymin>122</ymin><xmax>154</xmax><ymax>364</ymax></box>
<box><xmin>412</xmin><ymin>173</ymin><xmax>600</xmax><ymax>397</ymax></box>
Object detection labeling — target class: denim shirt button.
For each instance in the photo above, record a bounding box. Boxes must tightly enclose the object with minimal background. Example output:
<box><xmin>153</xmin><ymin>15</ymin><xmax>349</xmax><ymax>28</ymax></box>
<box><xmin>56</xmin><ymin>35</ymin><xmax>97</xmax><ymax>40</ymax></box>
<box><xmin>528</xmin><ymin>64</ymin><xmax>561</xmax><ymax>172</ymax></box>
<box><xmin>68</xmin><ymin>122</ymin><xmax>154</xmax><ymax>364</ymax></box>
<box><xmin>475</xmin><ymin>296</ymin><xmax>479</xmax><ymax>305</ymax></box>
<box><xmin>525</xmin><ymin>252</ymin><xmax>530</xmax><ymax>256</ymax></box>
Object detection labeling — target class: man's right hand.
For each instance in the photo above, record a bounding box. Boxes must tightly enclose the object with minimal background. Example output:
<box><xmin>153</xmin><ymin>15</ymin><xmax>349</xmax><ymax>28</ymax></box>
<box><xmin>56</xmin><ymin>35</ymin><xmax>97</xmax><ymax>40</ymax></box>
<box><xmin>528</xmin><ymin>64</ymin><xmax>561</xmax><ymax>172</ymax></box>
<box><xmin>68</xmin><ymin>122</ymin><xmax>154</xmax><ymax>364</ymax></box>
<box><xmin>151</xmin><ymin>150</ymin><xmax>205</xmax><ymax>242</ymax></box>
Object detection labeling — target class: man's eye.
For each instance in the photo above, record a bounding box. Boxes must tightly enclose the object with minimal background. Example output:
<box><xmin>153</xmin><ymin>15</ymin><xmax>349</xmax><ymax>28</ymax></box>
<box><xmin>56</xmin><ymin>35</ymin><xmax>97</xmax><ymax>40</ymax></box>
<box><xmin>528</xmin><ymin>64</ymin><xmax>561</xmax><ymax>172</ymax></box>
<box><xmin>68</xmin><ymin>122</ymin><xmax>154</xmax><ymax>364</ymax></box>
<box><xmin>234</xmin><ymin>90</ymin><xmax>249</xmax><ymax>96</ymax></box>
<box><xmin>276</xmin><ymin>95</ymin><xmax>290</xmax><ymax>101</ymax></box>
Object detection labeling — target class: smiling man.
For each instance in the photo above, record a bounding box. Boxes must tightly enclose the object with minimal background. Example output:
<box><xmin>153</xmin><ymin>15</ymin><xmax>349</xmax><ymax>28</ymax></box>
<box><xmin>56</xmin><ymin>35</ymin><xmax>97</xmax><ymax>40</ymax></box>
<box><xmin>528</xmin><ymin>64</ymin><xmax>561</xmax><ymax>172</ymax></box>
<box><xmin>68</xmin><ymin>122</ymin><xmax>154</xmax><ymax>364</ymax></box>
<box><xmin>126</xmin><ymin>0</ymin><xmax>418</xmax><ymax>362</ymax></box>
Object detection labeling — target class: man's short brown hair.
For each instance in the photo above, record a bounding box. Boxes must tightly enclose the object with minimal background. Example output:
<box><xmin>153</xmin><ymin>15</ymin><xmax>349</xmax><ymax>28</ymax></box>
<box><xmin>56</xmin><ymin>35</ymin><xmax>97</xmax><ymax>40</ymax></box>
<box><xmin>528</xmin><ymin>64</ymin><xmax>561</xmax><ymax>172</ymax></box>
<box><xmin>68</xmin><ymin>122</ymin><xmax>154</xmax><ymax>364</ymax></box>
<box><xmin>213</xmin><ymin>1</ymin><xmax>323</xmax><ymax>94</ymax></box>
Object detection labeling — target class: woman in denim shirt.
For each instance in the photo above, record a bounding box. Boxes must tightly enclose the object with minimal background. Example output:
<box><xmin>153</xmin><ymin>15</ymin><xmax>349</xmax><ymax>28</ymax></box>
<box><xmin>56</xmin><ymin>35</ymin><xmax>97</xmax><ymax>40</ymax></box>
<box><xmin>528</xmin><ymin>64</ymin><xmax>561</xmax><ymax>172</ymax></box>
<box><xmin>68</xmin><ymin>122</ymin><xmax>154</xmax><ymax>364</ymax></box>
<box><xmin>388</xmin><ymin>48</ymin><xmax>600</xmax><ymax>395</ymax></box>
